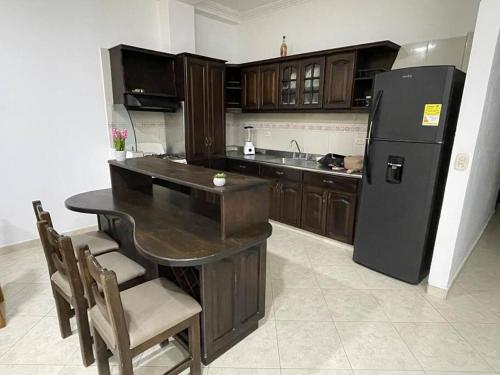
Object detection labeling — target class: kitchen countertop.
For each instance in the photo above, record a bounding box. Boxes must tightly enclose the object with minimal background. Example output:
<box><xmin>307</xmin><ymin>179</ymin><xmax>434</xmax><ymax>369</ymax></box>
<box><xmin>226</xmin><ymin>150</ymin><xmax>363</xmax><ymax>179</ymax></box>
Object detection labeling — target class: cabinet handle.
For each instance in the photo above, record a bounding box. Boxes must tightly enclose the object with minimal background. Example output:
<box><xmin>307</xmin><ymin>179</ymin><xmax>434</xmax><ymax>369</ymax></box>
<box><xmin>208</xmin><ymin>137</ymin><xmax>213</xmax><ymax>147</ymax></box>
<box><xmin>323</xmin><ymin>179</ymin><xmax>335</xmax><ymax>184</ymax></box>
<box><xmin>204</xmin><ymin>137</ymin><xmax>208</xmax><ymax>147</ymax></box>
<box><xmin>323</xmin><ymin>191</ymin><xmax>328</xmax><ymax>204</ymax></box>
<box><xmin>239</xmin><ymin>164</ymin><xmax>247</xmax><ymax>169</ymax></box>
<box><xmin>275</xmin><ymin>171</ymin><xmax>284</xmax><ymax>175</ymax></box>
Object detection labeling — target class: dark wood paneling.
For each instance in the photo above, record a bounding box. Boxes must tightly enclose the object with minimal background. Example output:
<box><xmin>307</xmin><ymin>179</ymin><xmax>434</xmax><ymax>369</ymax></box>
<box><xmin>324</xmin><ymin>52</ymin><xmax>356</xmax><ymax>109</ymax></box>
<box><xmin>301</xmin><ymin>184</ymin><xmax>327</xmax><ymax>235</ymax></box>
<box><xmin>207</xmin><ymin>61</ymin><xmax>226</xmax><ymax>156</ymax></box>
<box><xmin>259</xmin><ymin>64</ymin><xmax>279</xmax><ymax>110</ymax></box>
<box><xmin>325</xmin><ymin>190</ymin><xmax>357</xmax><ymax>244</ymax></box>
<box><xmin>202</xmin><ymin>258</ymin><xmax>237</xmax><ymax>355</ymax></box>
<box><xmin>242</xmin><ymin>66</ymin><xmax>260</xmax><ymax>110</ymax></box>
<box><xmin>268</xmin><ymin>182</ymin><xmax>280</xmax><ymax>221</ymax></box>
<box><xmin>185</xmin><ymin>56</ymin><xmax>209</xmax><ymax>162</ymax></box>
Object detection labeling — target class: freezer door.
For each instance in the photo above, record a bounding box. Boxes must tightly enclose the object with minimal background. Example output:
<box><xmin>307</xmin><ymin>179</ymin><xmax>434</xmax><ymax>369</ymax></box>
<box><xmin>370</xmin><ymin>66</ymin><xmax>455</xmax><ymax>143</ymax></box>
<box><xmin>353</xmin><ymin>140</ymin><xmax>444</xmax><ymax>284</ymax></box>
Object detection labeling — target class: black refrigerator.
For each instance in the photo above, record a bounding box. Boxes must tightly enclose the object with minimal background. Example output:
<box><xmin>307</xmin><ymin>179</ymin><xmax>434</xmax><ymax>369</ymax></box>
<box><xmin>353</xmin><ymin>66</ymin><xmax>466</xmax><ymax>284</ymax></box>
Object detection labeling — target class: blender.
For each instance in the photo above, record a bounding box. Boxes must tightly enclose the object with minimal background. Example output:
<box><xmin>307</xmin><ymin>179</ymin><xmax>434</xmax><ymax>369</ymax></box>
<box><xmin>243</xmin><ymin>125</ymin><xmax>255</xmax><ymax>155</ymax></box>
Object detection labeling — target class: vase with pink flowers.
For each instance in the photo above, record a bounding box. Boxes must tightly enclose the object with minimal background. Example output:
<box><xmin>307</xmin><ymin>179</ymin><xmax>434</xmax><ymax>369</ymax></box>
<box><xmin>112</xmin><ymin>128</ymin><xmax>128</xmax><ymax>161</ymax></box>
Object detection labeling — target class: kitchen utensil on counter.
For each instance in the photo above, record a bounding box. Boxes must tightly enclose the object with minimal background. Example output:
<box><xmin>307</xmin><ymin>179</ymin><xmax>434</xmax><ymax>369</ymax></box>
<box><xmin>318</xmin><ymin>153</ymin><xmax>345</xmax><ymax>168</ymax></box>
<box><xmin>344</xmin><ymin>155</ymin><xmax>364</xmax><ymax>172</ymax></box>
<box><xmin>243</xmin><ymin>125</ymin><xmax>255</xmax><ymax>155</ymax></box>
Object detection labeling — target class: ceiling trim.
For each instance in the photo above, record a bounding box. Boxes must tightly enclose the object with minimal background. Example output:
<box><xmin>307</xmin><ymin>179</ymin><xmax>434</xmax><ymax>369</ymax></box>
<box><xmin>179</xmin><ymin>0</ymin><xmax>315</xmax><ymax>24</ymax></box>
<box><xmin>242</xmin><ymin>0</ymin><xmax>314</xmax><ymax>20</ymax></box>
<box><xmin>192</xmin><ymin>0</ymin><xmax>242</xmax><ymax>24</ymax></box>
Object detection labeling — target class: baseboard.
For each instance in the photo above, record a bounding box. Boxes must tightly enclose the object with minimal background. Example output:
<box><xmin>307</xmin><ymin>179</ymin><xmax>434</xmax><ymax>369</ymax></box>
<box><xmin>269</xmin><ymin>220</ymin><xmax>354</xmax><ymax>251</ymax></box>
<box><xmin>446</xmin><ymin>210</ymin><xmax>494</xmax><ymax>289</ymax></box>
<box><xmin>0</xmin><ymin>225</ymin><xmax>98</xmax><ymax>256</ymax></box>
<box><xmin>427</xmin><ymin>209</ymin><xmax>495</xmax><ymax>299</ymax></box>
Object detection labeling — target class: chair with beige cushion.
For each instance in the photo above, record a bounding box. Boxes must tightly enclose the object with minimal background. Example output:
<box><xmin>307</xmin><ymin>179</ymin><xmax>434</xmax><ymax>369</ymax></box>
<box><xmin>36</xmin><ymin>218</ymin><xmax>146</xmax><ymax>367</ymax></box>
<box><xmin>79</xmin><ymin>248</ymin><xmax>202</xmax><ymax>375</ymax></box>
<box><xmin>32</xmin><ymin>200</ymin><xmax>119</xmax><ymax>256</ymax></box>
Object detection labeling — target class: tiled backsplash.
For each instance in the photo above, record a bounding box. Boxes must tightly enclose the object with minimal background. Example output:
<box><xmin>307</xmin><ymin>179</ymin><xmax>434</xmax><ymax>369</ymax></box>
<box><xmin>108</xmin><ymin>106</ymin><xmax>185</xmax><ymax>154</ymax></box>
<box><xmin>226</xmin><ymin>112</ymin><xmax>369</xmax><ymax>156</ymax></box>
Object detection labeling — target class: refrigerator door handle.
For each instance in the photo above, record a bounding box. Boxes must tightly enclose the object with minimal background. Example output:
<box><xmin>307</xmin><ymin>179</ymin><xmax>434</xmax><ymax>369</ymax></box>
<box><xmin>364</xmin><ymin>90</ymin><xmax>383</xmax><ymax>184</ymax></box>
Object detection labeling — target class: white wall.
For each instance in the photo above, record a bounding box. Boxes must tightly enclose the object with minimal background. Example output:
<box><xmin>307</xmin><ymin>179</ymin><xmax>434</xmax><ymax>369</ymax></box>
<box><xmin>195</xmin><ymin>13</ymin><xmax>240</xmax><ymax>62</ymax></box>
<box><xmin>234</xmin><ymin>0</ymin><xmax>480</xmax><ymax>62</ymax></box>
<box><xmin>0</xmin><ymin>0</ymin><xmax>163</xmax><ymax>247</ymax></box>
<box><xmin>429</xmin><ymin>0</ymin><xmax>500</xmax><ymax>290</ymax></box>
<box><xmin>161</xmin><ymin>0</ymin><xmax>196</xmax><ymax>53</ymax></box>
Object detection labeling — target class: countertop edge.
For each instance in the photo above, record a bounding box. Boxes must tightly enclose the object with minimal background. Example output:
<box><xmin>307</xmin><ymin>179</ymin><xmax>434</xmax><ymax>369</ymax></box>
<box><xmin>225</xmin><ymin>155</ymin><xmax>363</xmax><ymax>179</ymax></box>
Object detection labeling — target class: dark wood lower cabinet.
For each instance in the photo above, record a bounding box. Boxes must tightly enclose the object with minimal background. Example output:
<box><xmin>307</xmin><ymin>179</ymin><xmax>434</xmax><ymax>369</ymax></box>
<box><xmin>325</xmin><ymin>190</ymin><xmax>357</xmax><ymax>244</ymax></box>
<box><xmin>200</xmin><ymin>244</ymin><xmax>266</xmax><ymax>363</ymax></box>
<box><xmin>280</xmin><ymin>181</ymin><xmax>302</xmax><ymax>227</ymax></box>
<box><xmin>267</xmin><ymin>180</ymin><xmax>302</xmax><ymax>227</ymax></box>
<box><xmin>301</xmin><ymin>184</ymin><xmax>357</xmax><ymax>244</ymax></box>
<box><xmin>301</xmin><ymin>184</ymin><xmax>327</xmax><ymax>235</ymax></box>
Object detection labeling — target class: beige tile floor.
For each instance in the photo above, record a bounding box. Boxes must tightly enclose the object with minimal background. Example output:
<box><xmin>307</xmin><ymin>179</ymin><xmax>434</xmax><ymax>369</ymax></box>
<box><xmin>1</xmin><ymin>211</ymin><xmax>500</xmax><ymax>374</ymax></box>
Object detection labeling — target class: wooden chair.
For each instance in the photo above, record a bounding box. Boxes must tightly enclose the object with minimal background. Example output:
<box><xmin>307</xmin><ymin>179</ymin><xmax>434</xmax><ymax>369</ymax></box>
<box><xmin>36</xmin><ymin>219</ymin><xmax>147</xmax><ymax>367</ymax></box>
<box><xmin>79</xmin><ymin>248</ymin><xmax>202</xmax><ymax>375</ymax></box>
<box><xmin>33</xmin><ymin>200</ymin><xmax>119</xmax><ymax>256</ymax></box>
<box><xmin>0</xmin><ymin>285</ymin><xmax>5</xmax><ymax>329</ymax></box>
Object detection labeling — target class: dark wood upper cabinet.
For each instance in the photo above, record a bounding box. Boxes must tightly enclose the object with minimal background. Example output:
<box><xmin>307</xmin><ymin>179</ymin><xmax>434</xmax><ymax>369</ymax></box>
<box><xmin>242</xmin><ymin>66</ymin><xmax>260</xmax><ymax>110</ymax></box>
<box><xmin>259</xmin><ymin>64</ymin><xmax>279</xmax><ymax>110</ymax></box>
<box><xmin>298</xmin><ymin>57</ymin><xmax>325</xmax><ymax>109</ymax></box>
<box><xmin>325</xmin><ymin>191</ymin><xmax>357</xmax><ymax>244</ymax></box>
<box><xmin>179</xmin><ymin>54</ymin><xmax>226</xmax><ymax>163</ymax></box>
<box><xmin>279</xmin><ymin>61</ymin><xmax>300</xmax><ymax>109</ymax></box>
<box><xmin>324</xmin><ymin>52</ymin><xmax>356</xmax><ymax>109</ymax></box>
<box><xmin>109</xmin><ymin>44</ymin><xmax>179</xmax><ymax>112</ymax></box>
<box><xmin>238</xmin><ymin>41</ymin><xmax>399</xmax><ymax>113</ymax></box>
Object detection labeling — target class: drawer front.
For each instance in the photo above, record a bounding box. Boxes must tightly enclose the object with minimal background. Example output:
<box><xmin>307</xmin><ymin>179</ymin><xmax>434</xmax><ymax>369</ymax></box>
<box><xmin>260</xmin><ymin>164</ymin><xmax>302</xmax><ymax>182</ymax></box>
<box><xmin>226</xmin><ymin>159</ymin><xmax>260</xmax><ymax>176</ymax></box>
<box><xmin>303</xmin><ymin>171</ymin><xmax>358</xmax><ymax>193</ymax></box>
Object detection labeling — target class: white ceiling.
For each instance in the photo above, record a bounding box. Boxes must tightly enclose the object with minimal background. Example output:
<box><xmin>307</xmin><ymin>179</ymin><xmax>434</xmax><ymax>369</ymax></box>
<box><xmin>179</xmin><ymin>0</ymin><xmax>311</xmax><ymax>23</ymax></box>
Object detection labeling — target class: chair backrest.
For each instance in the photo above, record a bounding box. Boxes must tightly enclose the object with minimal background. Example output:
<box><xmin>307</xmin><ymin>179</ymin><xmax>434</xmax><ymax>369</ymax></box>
<box><xmin>78</xmin><ymin>247</ymin><xmax>130</xmax><ymax>350</ymax></box>
<box><xmin>32</xmin><ymin>200</ymin><xmax>53</xmax><ymax>227</ymax></box>
<box><xmin>36</xmin><ymin>219</ymin><xmax>58</xmax><ymax>276</ymax></box>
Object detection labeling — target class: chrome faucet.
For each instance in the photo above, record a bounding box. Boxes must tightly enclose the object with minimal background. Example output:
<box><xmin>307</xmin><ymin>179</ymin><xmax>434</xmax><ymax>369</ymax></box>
<box><xmin>290</xmin><ymin>139</ymin><xmax>302</xmax><ymax>158</ymax></box>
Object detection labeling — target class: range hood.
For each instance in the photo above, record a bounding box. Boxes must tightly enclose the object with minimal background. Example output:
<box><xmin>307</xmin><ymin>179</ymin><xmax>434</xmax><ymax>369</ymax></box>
<box><xmin>124</xmin><ymin>93</ymin><xmax>181</xmax><ymax>113</ymax></box>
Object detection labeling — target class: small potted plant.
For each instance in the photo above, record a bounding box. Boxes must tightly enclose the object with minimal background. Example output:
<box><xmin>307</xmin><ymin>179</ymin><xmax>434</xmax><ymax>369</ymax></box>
<box><xmin>213</xmin><ymin>172</ymin><xmax>226</xmax><ymax>187</ymax></box>
<box><xmin>112</xmin><ymin>128</ymin><xmax>128</xmax><ymax>161</ymax></box>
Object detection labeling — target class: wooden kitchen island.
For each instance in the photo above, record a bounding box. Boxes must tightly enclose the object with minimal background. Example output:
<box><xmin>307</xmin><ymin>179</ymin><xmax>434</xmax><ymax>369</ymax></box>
<box><xmin>65</xmin><ymin>157</ymin><xmax>272</xmax><ymax>364</ymax></box>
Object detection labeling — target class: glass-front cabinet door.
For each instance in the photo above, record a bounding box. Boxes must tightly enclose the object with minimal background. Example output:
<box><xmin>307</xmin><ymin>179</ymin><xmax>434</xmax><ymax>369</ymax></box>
<box><xmin>299</xmin><ymin>57</ymin><xmax>325</xmax><ymax>109</ymax></box>
<box><xmin>279</xmin><ymin>61</ymin><xmax>300</xmax><ymax>109</ymax></box>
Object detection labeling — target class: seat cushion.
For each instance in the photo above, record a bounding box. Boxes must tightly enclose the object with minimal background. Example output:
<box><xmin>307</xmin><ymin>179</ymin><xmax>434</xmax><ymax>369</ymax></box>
<box><xmin>51</xmin><ymin>271</ymin><xmax>72</xmax><ymax>297</ymax></box>
<box><xmin>71</xmin><ymin>231</ymin><xmax>119</xmax><ymax>256</ymax></box>
<box><xmin>96</xmin><ymin>252</ymin><xmax>146</xmax><ymax>285</ymax></box>
<box><xmin>90</xmin><ymin>278</ymin><xmax>201</xmax><ymax>349</ymax></box>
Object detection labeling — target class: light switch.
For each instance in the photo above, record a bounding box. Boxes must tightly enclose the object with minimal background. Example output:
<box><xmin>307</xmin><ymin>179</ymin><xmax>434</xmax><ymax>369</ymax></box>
<box><xmin>264</xmin><ymin>131</ymin><xmax>271</xmax><ymax>137</ymax></box>
<box><xmin>454</xmin><ymin>153</ymin><xmax>469</xmax><ymax>171</ymax></box>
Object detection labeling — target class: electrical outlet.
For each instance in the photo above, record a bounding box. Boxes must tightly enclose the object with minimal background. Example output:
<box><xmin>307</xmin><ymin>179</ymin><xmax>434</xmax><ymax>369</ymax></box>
<box><xmin>355</xmin><ymin>138</ymin><xmax>366</xmax><ymax>145</ymax></box>
<box><xmin>264</xmin><ymin>131</ymin><xmax>271</xmax><ymax>137</ymax></box>
<box><xmin>454</xmin><ymin>153</ymin><xmax>469</xmax><ymax>171</ymax></box>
